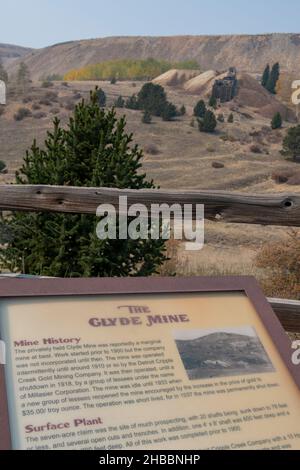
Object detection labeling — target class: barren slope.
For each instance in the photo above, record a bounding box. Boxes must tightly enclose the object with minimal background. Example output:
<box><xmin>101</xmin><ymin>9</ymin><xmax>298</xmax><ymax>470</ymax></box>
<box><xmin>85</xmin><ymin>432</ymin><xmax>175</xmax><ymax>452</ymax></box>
<box><xmin>6</xmin><ymin>34</ymin><xmax>300</xmax><ymax>80</ymax></box>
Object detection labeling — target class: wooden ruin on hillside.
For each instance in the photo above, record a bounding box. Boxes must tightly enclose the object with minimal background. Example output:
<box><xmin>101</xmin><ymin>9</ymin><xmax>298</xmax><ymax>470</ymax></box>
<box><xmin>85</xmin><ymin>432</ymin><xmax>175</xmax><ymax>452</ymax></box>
<box><xmin>212</xmin><ymin>67</ymin><xmax>238</xmax><ymax>103</ymax></box>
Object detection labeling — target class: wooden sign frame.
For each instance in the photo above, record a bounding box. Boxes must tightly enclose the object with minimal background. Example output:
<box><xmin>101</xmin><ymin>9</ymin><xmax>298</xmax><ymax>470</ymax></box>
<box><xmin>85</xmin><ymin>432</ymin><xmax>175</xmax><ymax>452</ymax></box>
<box><xmin>0</xmin><ymin>275</ymin><xmax>299</xmax><ymax>450</ymax></box>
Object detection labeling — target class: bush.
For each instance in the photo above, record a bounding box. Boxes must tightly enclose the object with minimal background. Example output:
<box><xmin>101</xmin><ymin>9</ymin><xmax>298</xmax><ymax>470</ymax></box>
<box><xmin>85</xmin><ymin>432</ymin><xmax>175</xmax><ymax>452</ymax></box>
<box><xmin>194</xmin><ymin>100</ymin><xmax>206</xmax><ymax>118</ymax></box>
<box><xmin>250</xmin><ymin>144</ymin><xmax>262</xmax><ymax>154</ymax></box>
<box><xmin>22</xmin><ymin>96</ymin><xmax>33</xmax><ymax>104</ymax></box>
<box><xmin>212</xmin><ymin>161</ymin><xmax>224</xmax><ymax>168</ymax></box>
<box><xmin>190</xmin><ymin>118</ymin><xmax>195</xmax><ymax>127</ymax></box>
<box><xmin>256</xmin><ymin>230</ymin><xmax>300</xmax><ymax>299</ymax></box>
<box><xmin>114</xmin><ymin>96</ymin><xmax>125</xmax><ymax>108</ymax></box>
<box><xmin>32</xmin><ymin>103</ymin><xmax>41</xmax><ymax>110</ymax></box>
<box><xmin>271</xmin><ymin>112</ymin><xmax>282</xmax><ymax>130</ymax></box>
<box><xmin>50</xmin><ymin>108</ymin><xmax>60</xmax><ymax>115</ymax></box>
<box><xmin>209</xmin><ymin>95</ymin><xmax>217</xmax><ymax>109</ymax></box>
<box><xmin>41</xmin><ymin>81</ymin><xmax>53</xmax><ymax>88</ymax></box>
<box><xmin>161</xmin><ymin>102</ymin><xmax>177</xmax><ymax>121</ymax></box>
<box><xmin>33</xmin><ymin>112</ymin><xmax>47</xmax><ymax>119</ymax></box>
<box><xmin>96</xmin><ymin>88</ymin><xmax>106</xmax><ymax>107</ymax></box>
<box><xmin>0</xmin><ymin>160</ymin><xmax>6</xmax><ymax>172</ymax></box>
<box><xmin>44</xmin><ymin>91</ymin><xmax>58</xmax><ymax>102</ymax></box>
<box><xmin>180</xmin><ymin>105</ymin><xmax>186</xmax><ymax>116</ymax></box>
<box><xmin>217</xmin><ymin>113</ymin><xmax>224</xmax><ymax>122</ymax></box>
<box><xmin>227</xmin><ymin>113</ymin><xmax>234</xmax><ymax>123</ymax></box>
<box><xmin>272</xmin><ymin>170</ymin><xmax>300</xmax><ymax>185</ymax></box>
<box><xmin>125</xmin><ymin>94</ymin><xmax>139</xmax><ymax>109</ymax></box>
<box><xmin>14</xmin><ymin>107</ymin><xmax>32</xmax><ymax>121</ymax></box>
<box><xmin>73</xmin><ymin>92</ymin><xmax>82</xmax><ymax>100</ymax></box>
<box><xmin>110</xmin><ymin>77</ymin><xmax>117</xmax><ymax>84</ymax></box>
<box><xmin>282</xmin><ymin>125</ymin><xmax>300</xmax><ymax>160</ymax></box>
<box><xmin>198</xmin><ymin>110</ymin><xmax>217</xmax><ymax>133</ymax></box>
<box><xmin>39</xmin><ymin>99</ymin><xmax>51</xmax><ymax>106</ymax></box>
<box><xmin>144</xmin><ymin>144</ymin><xmax>160</xmax><ymax>155</ymax></box>
<box><xmin>142</xmin><ymin>110</ymin><xmax>152</xmax><ymax>124</ymax></box>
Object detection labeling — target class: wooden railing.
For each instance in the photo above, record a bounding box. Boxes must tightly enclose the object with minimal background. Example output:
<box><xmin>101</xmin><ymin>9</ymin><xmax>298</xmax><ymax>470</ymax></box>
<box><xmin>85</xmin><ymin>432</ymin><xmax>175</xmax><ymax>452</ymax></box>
<box><xmin>0</xmin><ymin>184</ymin><xmax>300</xmax><ymax>331</ymax></box>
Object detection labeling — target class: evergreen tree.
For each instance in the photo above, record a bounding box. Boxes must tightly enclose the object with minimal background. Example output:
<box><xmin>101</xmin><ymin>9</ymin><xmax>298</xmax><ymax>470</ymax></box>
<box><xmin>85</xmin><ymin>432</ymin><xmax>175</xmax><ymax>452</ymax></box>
<box><xmin>137</xmin><ymin>82</ymin><xmax>168</xmax><ymax>116</ymax></box>
<box><xmin>261</xmin><ymin>64</ymin><xmax>270</xmax><ymax>88</ymax></box>
<box><xmin>271</xmin><ymin>112</ymin><xmax>282</xmax><ymax>130</ymax></box>
<box><xmin>125</xmin><ymin>94</ymin><xmax>139</xmax><ymax>109</ymax></box>
<box><xmin>161</xmin><ymin>102</ymin><xmax>177</xmax><ymax>121</ymax></box>
<box><xmin>114</xmin><ymin>96</ymin><xmax>125</xmax><ymax>108</ymax></box>
<box><xmin>227</xmin><ymin>113</ymin><xmax>234</xmax><ymax>123</ymax></box>
<box><xmin>142</xmin><ymin>110</ymin><xmax>152</xmax><ymax>124</ymax></box>
<box><xmin>0</xmin><ymin>60</ymin><xmax>8</xmax><ymax>84</ymax></box>
<box><xmin>209</xmin><ymin>95</ymin><xmax>217</xmax><ymax>109</ymax></box>
<box><xmin>282</xmin><ymin>125</ymin><xmax>300</xmax><ymax>160</ymax></box>
<box><xmin>193</xmin><ymin>100</ymin><xmax>206</xmax><ymax>118</ymax></box>
<box><xmin>96</xmin><ymin>88</ymin><xmax>106</xmax><ymax>107</ymax></box>
<box><xmin>17</xmin><ymin>62</ymin><xmax>30</xmax><ymax>92</ymax></box>
<box><xmin>180</xmin><ymin>105</ymin><xmax>186</xmax><ymax>116</ymax></box>
<box><xmin>266</xmin><ymin>62</ymin><xmax>280</xmax><ymax>94</ymax></box>
<box><xmin>198</xmin><ymin>110</ymin><xmax>217</xmax><ymax>133</ymax></box>
<box><xmin>0</xmin><ymin>90</ymin><xmax>167</xmax><ymax>276</ymax></box>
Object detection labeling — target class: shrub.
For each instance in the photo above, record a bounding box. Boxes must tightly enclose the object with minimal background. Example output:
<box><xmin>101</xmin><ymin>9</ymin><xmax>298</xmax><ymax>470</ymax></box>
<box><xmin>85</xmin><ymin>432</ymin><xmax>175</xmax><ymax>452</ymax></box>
<box><xmin>41</xmin><ymin>81</ymin><xmax>53</xmax><ymax>88</ymax></box>
<box><xmin>256</xmin><ymin>230</ymin><xmax>300</xmax><ymax>299</ymax></box>
<box><xmin>144</xmin><ymin>144</ymin><xmax>160</xmax><ymax>155</ymax></box>
<box><xmin>22</xmin><ymin>96</ymin><xmax>33</xmax><ymax>104</ymax></box>
<box><xmin>193</xmin><ymin>100</ymin><xmax>206</xmax><ymax>118</ymax></box>
<box><xmin>142</xmin><ymin>110</ymin><xmax>152</xmax><ymax>124</ymax></box>
<box><xmin>73</xmin><ymin>92</ymin><xmax>82</xmax><ymax>100</ymax></box>
<box><xmin>217</xmin><ymin>113</ymin><xmax>224</xmax><ymax>122</ymax></box>
<box><xmin>96</xmin><ymin>88</ymin><xmax>106</xmax><ymax>107</ymax></box>
<box><xmin>114</xmin><ymin>96</ymin><xmax>125</xmax><ymax>108</ymax></box>
<box><xmin>39</xmin><ymin>99</ymin><xmax>51</xmax><ymax>106</ymax></box>
<box><xmin>271</xmin><ymin>112</ymin><xmax>282</xmax><ymax>130</ymax></box>
<box><xmin>190</xmin><ymin>118</ymin><xmax>195</xmax><ymax>127</ymax></box>
<box><xmin>250</xmin><ymin>144</ymin><xmax>262</xmax><ymax>154</ymax></box>
<box><xmin>212</xmin><ymin>161</ymin><xmax>224</xmax><ymax>168</ymax></box>
<box><xmin>32</xmin><ymin>103</ymin><xmax>41</xmax><ymax>110</ymax></box>
<box><xmin>0</xmin><ymin>160</ymin><xmax>6</xmax><ymax>173</ymax></box>
<box><xmin>125</xmin><ymin>94</ymin><xmax>139</xmax><ymax>109</ymax></box>
<box><xmin>50</xmin><ymin>107</ymin><xmax>60</xmax><ymax>115</ymax></box>
<box><xmin>198</xmin><ymin>110</ymin><xmax>217</xmax><ymax>133</ymax></box>
<box><xmin>161</xmin><ymin>102</ymin><xmax>177</xmax><ymax>121</ymax></box>
<box><xmin>110</xmin><ymin>77</ymin><xmax>117</xmax><ymax>84</ymax></box>
<box><xmin>33</xmin><ymin>112</ymin><xmax>47</xmax><ymax>119</ymax></box>
<box><xmin>44</xmin><ymin>91</ymin><xmax>58</xmax><ymax>102</ymax></box>
<box><xmin>14</xmin><ymin>107</ymin><xmax>32</xmax><ymax>121</ymax></box>
<box><xmin>180</xmin><ymin>105</ymin><xmax>186</xmax><ymax>116</ymax></box>
<box><xmin>209</xmin><ymin>95</ymin><xmax>217</xmax><ymax>109</ymax></box>
<box><xmin>282</xmin><ymin>125</ymin><xmax>300</xmax><ymax>160</ymax></box>
<box><xmin>227</xmin><ymin>113</ymin><xmax>234</xmax><ymax>123</ymax></box>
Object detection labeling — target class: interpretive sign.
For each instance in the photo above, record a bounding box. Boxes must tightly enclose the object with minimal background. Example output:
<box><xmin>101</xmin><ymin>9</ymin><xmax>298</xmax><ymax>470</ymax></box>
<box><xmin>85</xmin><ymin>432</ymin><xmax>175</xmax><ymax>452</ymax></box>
<box><xmin>0</xmin><ymin>276</ymin><xmax>299</xmax><ymax>450</ymax></box>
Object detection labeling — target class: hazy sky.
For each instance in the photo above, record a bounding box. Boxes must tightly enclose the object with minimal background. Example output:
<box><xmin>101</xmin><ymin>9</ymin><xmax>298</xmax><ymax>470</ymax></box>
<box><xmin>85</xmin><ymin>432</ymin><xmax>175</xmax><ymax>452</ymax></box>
<box><xmin>1</xmin><ymin>0</ymin><xmax>300</xmax><ymax>48</ymax></box>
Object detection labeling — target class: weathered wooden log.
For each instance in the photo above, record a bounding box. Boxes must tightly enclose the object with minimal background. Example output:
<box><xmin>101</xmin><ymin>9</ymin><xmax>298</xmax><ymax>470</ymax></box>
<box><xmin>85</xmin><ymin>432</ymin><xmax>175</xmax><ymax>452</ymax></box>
<box><xmin>0</xmin><ymin>185</ymin><xmax>300</xmax><ymax>226</ymax></box>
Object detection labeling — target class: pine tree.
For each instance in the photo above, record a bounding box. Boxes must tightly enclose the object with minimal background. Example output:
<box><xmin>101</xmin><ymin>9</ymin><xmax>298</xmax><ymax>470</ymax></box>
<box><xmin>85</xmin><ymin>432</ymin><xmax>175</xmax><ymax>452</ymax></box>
<box><xmin>17</xmin><ymin>62</ymin><xmax>30</xmax><ymax>92</ymax></box>
<box><xmin>0</xmin><ymin>60</ymin><xmax>8</xmax><ymax>84</ymax></box>
<box><xmin>0</xmin><ymin>90</ymin><xmax>167</xmax><ymax>276</ymax></box>
<box><xmin>271</xmin><ymin>112</ymin><xmax>282</xmax><ymax>129</ymax></box>
<box><xmin>193</xmin><ymin>100</ymin><xmax>206</xmax><ymax>118</ymax></box>
<box><xmin>180</xmin><ymin>105</ymin><xmax>186</xmax><ymax>116</ymax></box>
<box><xmin>227</xmin><ymin>113</ymin><xmax>234</xmax><ymax>123</ymax></box>
<box><xmin>161</xmin><ymin>102</ymin><xmax>177</xmax><ymax>121</ymax></box>
<box><xmin>261</xmin><ymin>64</ymin><xmax>270</xmax><ymax>88</ymax></box>
<box><xmin>198</xmin><ymin>110</ymin><xmax>217</xmax><ymax>133</ymax></box>
<box><xmin>125</xmin><ymin>94</ymin><xmax>139</xmax><ymax>109</ymax></box>
<box><xmin>266</xmin><ymin>62</ymin><xmax>280</xmax><ymax>94</ymax></box>
<box><xmin>142</xmin><ymin>110</ymin><xmax>152</xmax><ymax>124</ymax></box>
<box><xmin>137</xmin><ymin>82</ymin><xmax>168</xmax><ymax>116</ymax></box>
<box><xmin>96</xmin><ymin>88</ymin><xmax>106</xmax><ymax>107</ymax></box>
<box><xmin>282</xmin><ymin>125</ymin><xmax>300</xmax><ymax>160</ymax></box>
<box><xmin>114</xmin><ymin>96</ymin><xmax>125</xmax><ymax>108</ymax></box>
<box><xmin>209</xmin><ymin>95</ymin><xmax>217</xmax><ymax>109</ymax></box>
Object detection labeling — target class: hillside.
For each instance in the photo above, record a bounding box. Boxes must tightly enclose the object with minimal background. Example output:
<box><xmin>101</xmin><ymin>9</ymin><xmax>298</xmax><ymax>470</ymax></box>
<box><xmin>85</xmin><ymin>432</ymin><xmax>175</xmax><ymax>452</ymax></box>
<box><xmin>0</xmin><ymin>43</ymin><xmax>33</xmax><ymax>65</ymax></box>
<box><xmin>6</xmin><ymin>34</ymin><xmax>300</xmax><ymax>80</ymax></box>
